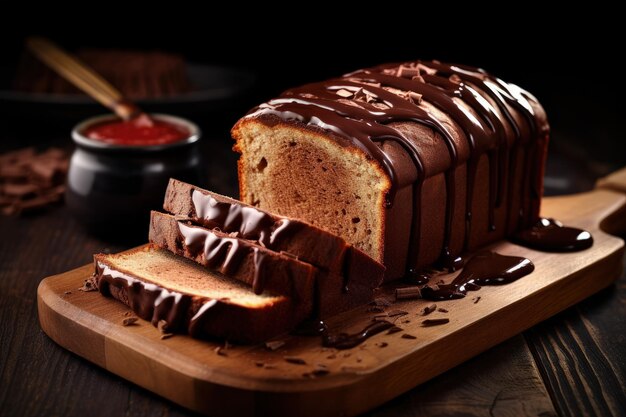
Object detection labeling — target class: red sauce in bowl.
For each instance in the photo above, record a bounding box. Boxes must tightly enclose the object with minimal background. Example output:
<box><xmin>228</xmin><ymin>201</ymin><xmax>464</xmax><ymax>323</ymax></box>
<box><xmin>83</xmin><ymin>115</ymin><xmax>190</xmax><ymax>146</ymax></box>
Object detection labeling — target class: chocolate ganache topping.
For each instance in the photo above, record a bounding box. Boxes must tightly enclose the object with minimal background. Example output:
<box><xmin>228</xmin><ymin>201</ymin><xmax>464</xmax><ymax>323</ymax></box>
<box><xmin>191</xmin><ymin>190</ymin><xmax>302</xmax><ymax>248</ymax></box>
<box><xmin>96</xmin><ymin>261</ymin><xmax>217</xmax><ymax>337</ymax></box>
<box><xmin>247</xmin><ymin>60</ymin><xmax>551</xmax><ymax>269</ymax></box>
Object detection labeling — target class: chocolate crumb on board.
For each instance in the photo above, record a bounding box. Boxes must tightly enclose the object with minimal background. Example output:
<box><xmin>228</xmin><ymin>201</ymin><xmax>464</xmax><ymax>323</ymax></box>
<box><xmin>214</xmin><ymin>346</ymin><xmax>227</xmax><ymax>356</ymax></box>
<box><xmin>422</xmin><ymin>318</ymin><xmax>450</xmax><ymax>327</ymax></box>
<box><xmin>387</xmin><ymin>326</ymin><xmax>403</xmax><ymax>335</ymax></box>
<box><xmin>377</xmin><ymin>342</ymin><xmax>389</xmax><ymax>348</ymax></box>
<box><xmin>0</xmin><ymin>147</ymin><xmax>68</xmax><ymax>216</ymax></box>
<box><xmin>284</xmin><ymin>356</ymin><xmax>307</xmax><ymax>365</ymax></box>
<box><xmin>403</xmin><ymin>319</ymin><xmax>411</xmax><ymax>324</ymax></box>
<box><xmin>356</xmin><ymin>356</ymin><xmax>363</xmax><ymax>363</ymax></box>
<box><xmin>157</xmin><ymin>319</ymin><xmax>170</xmax><ymax>333</ymax></box>
<box><xmin>421</xmin><ymin>303</ymin><xmax>437</xmax><ymax>316</ymax></box>
<box><xmin>122</xmin><ymin>317</ymin><xmax>138</xmax><ymax>326</ymax></box>
<box><xmin>437</xmin><ymin>308</ymin><xmax>449</xmax><ymax>313</ymax></box>
<box><xmin>265</xmin><ymin>340</ymin><xmax>286</xmax><ymax>351</ymax></box>
<box><xmin>255</xmin><ymin>361</ymin><xmax>265</xmax><ymax>367</ymax></box>
<box><xmin>401</xmin><ymin>334</ymin><xmax>417</xmax><ymax>340</ymax></box>
<box><xmin>78</xmin><ymin>278</ymin><xmax>97</xmax><ymax>292</ymax></box>
<box><xmin>395</xmin><ymin>286</ymin><xmax>422</xmax><ymax>300</ymax></box>
<box><xmin>311</xmin><ymin>368</ymin><xmax>330</xmax><ymax>377</ymax></box>
<box><xmin>387</xmin><ymin>309</ymin><xmax>409</xmax><ymax>317</ymax></box>
<box><xmin>371</xmin><ymin>297</ymin><xmax>393</xmax><ymax>307</ymax></box>
<box><xmin>473</xmin><ymin>296</ymin><xmax>482</xmax><ymax>304</ymax></box>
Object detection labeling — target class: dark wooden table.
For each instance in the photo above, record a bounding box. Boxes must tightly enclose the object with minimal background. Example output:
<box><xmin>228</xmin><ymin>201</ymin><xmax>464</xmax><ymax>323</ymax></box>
<box><xmin>1</xmin><ymin>132</ymin><xmax>625</xmax><ymax>417</ymax></box>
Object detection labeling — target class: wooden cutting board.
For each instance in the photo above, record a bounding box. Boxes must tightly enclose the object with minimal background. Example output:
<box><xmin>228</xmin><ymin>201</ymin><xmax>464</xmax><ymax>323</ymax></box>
<box><xmin>37</xmin><ymin>170</ymin><xmax>626</xmax><ymax>417</ymax></box>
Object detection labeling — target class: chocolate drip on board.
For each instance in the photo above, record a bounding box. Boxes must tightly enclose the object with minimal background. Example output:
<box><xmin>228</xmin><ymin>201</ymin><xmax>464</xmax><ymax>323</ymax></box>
<box><xmin>511</xmin><ymin>218</ymin><xmax>594</xmax><ymax>252</ymax></box>
<box><xmin>421</xmin><ymin>251</ymin><xmax>535</xmax><ymax>301</ymax></box>
<box><xmin>247</xmin><ymin>60</ymin><xmax>549</xmax><ymax>271</ymax></box>
<box><xmin>322</xmin><ymin>320</ymin><xmax>395</xmax><ymax>350</ymax></box>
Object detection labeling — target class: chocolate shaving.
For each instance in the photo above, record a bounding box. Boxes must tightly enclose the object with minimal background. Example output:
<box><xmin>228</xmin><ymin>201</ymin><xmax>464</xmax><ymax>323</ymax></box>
<box><xmin>255</xmin><ymin>361</ymin><xmax>265</xmax><ymax>367</ymax></box>
<box><xmin>387</xmin><ymin>310</ymin><xmax>409</xmax><ymax>317</ymax></box>
<box><xmin>396</xmin><ymin>286</ymin><xmax>422</xmax><ymax>300</ymax></box>
<box><xmin>408</xmin><ymin>91</ymin><xmax>423</xmax><ymax>104</ymax></box>
<box><xmin>377</xmin><ymin>342</ymin><xmax>389</xmax><ymax>348</ymax></box>
<box><xmin>387</xmin><ymin>326</ymin><xmax>403</xmax><ymax>334</ymax></box>
<box><xmin>422</xmin><ymin>318</ymin><xmax>450</xmax><ymax>327</ymax></box>
<box><xmin>449</xmin><ymin>74</ymin><xmax>463</xmax><ymax>84</ymax></box>
<box><xmin>311</xmin><ymin>368</ymin><xmax>330</xmax><ymax>377</ymax></box>
<box><xmin>214</xmin><ymin>346</ymin><xmax>227</xmax><ymax>356</ymax></box>
<box><xmin>335</xmin><ymin>89</ymin><xmax>353</xmax><ymax>98</ymax></box>
<box><xmin>371</xmin><ymin>297</ymin><xmax>393</xmax><ymax>307</ymax></box>
<box><xmin>0</xmin><ymin>147</ymin><xmax>67</xmax><ymax>216</ymax></box>
<box><xmin>284</xmin><ymin>356</ymin><xmax>307</xmax><ymax>365</ymax></box>
<box><xmin>122</xmin><ymin>317</ymin><xmax>138</xmax><ymax>326</ymax></box>
<box><xmin>78</xmin><ymin>278</ymin><xmax>97</xmax><ymax>292</ymax></box>
<box><xmin>421</xmin><ymin>303</ymin><xmax>437</xmax><ymax>316</ymax></box>
<box><xmin>397</xmin><ymin>66</ymin><xmax>420</xmax><ymax>79</ymax></box>
<box><xmin>157</xmin><ymin>320</ymin><xmax>170</xmax><ymax>333</ymax></box>
<box><xmin>437</xmin><ymin>308</ymin><xmax>449</xmax><ymax>313</ymax></box>
<box><xmin>473</xmin><ymin>296</ymin><xmax>482</xmax><ymax>304</ymax></box>
<box><xmin>265</xmin><ymin>340</ymin><xmax>286</xmax><ymax>351</ymax></box>
<box><xmin>401</xmin><ymin>334</ymin><xmax>417</xmax><ymax>340</ymax></box>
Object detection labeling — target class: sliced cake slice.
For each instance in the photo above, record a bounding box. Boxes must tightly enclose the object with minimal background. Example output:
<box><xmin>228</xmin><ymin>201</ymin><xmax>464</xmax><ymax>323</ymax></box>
<box><xmin>94</xmin><ymin>245</ymin><xmax>309</xmax><ymax>343</ymax></box>
<box><xmin>149</xmin><ymin>210</ymin><xmax>316</xmax><ymax>304</ymax></box>
<box><xmin>163</xmin><ymin>178</ymin><xmax>384</xmax><ymax>290</ymax></box>
<box><xmin>150</xmin><ymin>210</ymin><xmax>379</xmax><ymax>318</ymax></box>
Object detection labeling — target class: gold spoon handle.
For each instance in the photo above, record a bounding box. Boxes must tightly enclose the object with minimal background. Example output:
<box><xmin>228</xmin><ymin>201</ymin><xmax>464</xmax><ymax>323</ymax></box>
<box><xmin>27</xmin><ymin>37</ymin><xmax>141</xmax><ymax>120</ymax></box>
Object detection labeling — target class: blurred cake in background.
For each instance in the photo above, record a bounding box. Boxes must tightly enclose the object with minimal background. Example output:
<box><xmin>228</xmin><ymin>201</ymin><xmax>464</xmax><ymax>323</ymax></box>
<box><xmin>12</xmin><ymin>49</ymin><xmax>191</xmax><ymax>98</ymax></box>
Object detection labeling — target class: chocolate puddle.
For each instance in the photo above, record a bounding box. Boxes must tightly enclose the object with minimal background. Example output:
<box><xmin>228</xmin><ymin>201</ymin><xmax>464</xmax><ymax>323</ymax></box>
<box><xmin>512</xmin><ymin>217</ymin><xmax>593</xmax><ymax>252</ymax></box>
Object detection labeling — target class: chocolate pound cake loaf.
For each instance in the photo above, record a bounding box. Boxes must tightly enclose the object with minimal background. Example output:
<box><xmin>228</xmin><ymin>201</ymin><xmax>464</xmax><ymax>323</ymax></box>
<box><xmin>233</xmin><ymin>60</ymin><xmax>550</xmax><ymax>280</ymax></box>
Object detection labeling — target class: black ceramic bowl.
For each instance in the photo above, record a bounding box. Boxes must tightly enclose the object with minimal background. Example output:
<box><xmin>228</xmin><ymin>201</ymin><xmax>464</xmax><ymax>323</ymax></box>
<box><xmin>66</xmin><ymin>114</ymin><xmax>207</xmax><ymax>241</ymax></box>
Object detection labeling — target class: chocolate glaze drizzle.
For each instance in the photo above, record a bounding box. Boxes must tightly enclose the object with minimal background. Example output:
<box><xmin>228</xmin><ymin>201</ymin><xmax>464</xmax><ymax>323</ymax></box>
<box><xmin>512</xmin><ymin>217</ymin><xmax>594</xmax><ymax>252</ymax></box>
<box><xmin>191</xmin><ymin>190</ymin><xmax>301</xmax><ymax>249</ymax></box>
<box><xmin>421</xmin><ymin>251</ymin><xmax>535</xmax><ymax>301</ymax></box>
<box><xmin>96</xmin><ymin>262</ymin><xmax>216</xmax><ymax>338</ymax></box>
<box><xmin>178</xmin><ymin>222</ymin><xmax>271</xmax><ymax>295</ymax></box>
<box><xmin>322</xmin><ymin>320</ymin><xmax>395</xmax><ymax>350</ymax></box>
<box><xmin>247</xmin><ymin>60</ymin><xmax>550</xmax><ymax>271</ymax></box>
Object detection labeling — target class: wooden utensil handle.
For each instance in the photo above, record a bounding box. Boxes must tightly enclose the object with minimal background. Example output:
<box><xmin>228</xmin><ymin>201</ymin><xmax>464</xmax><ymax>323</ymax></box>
<box><xmin>596</xmin><ymin>166</ymin><xmax>626</xmax><ymax>236</ymax></box>
<box><xmin>26</xmin><ymin>37</ymin><xmax>140</xmax><ymax>120</ymax></box>
<box><xmin>597</xmin><ymin>166</ymin><xmax>626</xmax><ymax>194</ymax></box>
